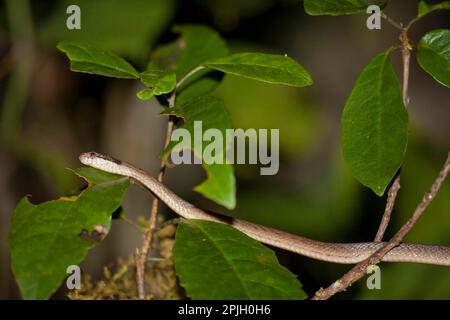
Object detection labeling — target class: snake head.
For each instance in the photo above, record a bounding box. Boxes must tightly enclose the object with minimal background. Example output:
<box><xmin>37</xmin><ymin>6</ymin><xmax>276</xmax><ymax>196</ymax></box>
<box><xmin>79</xmin><ymin>151</ymin><xmax>122</xmax><ymax>168</ymax></box>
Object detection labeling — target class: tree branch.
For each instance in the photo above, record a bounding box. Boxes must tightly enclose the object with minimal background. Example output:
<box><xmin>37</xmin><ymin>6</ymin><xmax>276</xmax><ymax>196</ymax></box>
<box><xmin>312</xmin><ymin>22</ymin><xmax>441</xmax><ymax>299</ymax></box>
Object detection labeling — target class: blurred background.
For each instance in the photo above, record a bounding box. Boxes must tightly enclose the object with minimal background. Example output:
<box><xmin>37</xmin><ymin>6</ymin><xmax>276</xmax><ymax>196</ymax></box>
<box><xmin>0</xmin><ymin>0</ymin><xmax>449</xmax><ymax>299</ymax></box>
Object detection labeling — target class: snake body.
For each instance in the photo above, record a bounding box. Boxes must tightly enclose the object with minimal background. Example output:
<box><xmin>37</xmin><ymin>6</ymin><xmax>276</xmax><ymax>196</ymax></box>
<box><xmin>79</xmin><ymin>152</ymin><xmax>450</xmax><ymax>267</ymax></box>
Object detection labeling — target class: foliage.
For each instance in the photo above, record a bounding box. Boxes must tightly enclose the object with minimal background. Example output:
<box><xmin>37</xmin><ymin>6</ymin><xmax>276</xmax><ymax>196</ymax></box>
<box><xmin>8</xmin><ymin>169</ymin><xmax>129</xmax><ymax>299</ymax></box>
<box><xmin>417</xmin><ymin>29</ymin><xmax>450</xmax><ymax>88</ymax></box>
<box><xmin>173</xmin><ymin>220</ymin><xmax>306</xmax><ymax>299</ymax></box>
<box><xmin>306</xmin><ymin>0</ymin><xmax>449</xmax><ymax>196</ymax></box>
<box><xmin>204</xmin><ymin>52</ymin><xmax>313</xmax><ymax>87</ymax></box>
<box><xmin>417</xmin><ymin>0</ymin><xmax>450</xmax><ymax>18</ymax></box>
<box><xmin>7</xmin><ymin>0</ymin><xmax>449</xmax><ymax>300</ymax></box>
<box><xmin>10</xmin><ymin>22</ymin><xmax>312</xmax><ymax>299</ymax></box>
<box><xmin>341</xmin><ymin>48</ymin><xmax>408</xmax><ymax>196</ymax></box>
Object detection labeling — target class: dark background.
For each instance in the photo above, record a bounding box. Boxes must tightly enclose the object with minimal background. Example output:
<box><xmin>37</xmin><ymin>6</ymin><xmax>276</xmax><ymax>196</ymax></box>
<box><xmin>0</xmin><ymin>0</ymin><xmax>449</xmax><ymax>299</ymax></box>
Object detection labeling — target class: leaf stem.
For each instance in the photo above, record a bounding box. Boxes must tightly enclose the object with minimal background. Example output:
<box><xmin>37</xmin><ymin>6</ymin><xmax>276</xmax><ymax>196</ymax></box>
<box><xmin>176</xmin><ymin>65</ymin><xmax>206</xmax><ymax>90</ymax></box>
<box><xmin>381</xmin><ymin>13</ymin><xmax>402</xmax><ymax>31</ymax></box>
<box><xmin>405</xmin><ymin>16</ymin><xmax>421</xmax><ymax>31</ymax></box>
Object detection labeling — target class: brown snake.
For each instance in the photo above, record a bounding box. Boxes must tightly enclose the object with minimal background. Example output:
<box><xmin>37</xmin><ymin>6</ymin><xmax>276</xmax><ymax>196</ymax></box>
<box><xmin>79</xmin><ymin>152</ymin><xmax>450</xmax><ymax>267</ymax></box>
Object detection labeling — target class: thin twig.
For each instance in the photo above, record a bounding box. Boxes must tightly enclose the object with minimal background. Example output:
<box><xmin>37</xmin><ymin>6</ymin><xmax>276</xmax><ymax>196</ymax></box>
<box><xmin>399</xmin><ymin>28</ymin><xmax>411</xmax><ymax>106</ymax></box>
<box><xmin>381</xmin><ymin>13</ymin><xmax>402</xmax><ymax>31</ymax></box>
<box><xmin>374</xmin><ymin>174</ymin><xmax>401</xmax><ymax>242</ymax></box>
<box><xmin>122</xmin><ymin>216</ymin><xmax>145</xmax><ymax>233</ymax></box>
<box><xmin>176</xmin><ymin>65</ymin><xmax>205</xmax><ymax>90</ymax></box>
<box><xmin>405</xmin><ymin>3</ymin><xmax>450</xmax><ymax>31</ymax></box>
<box><xmin>152</xmin><ymin>217</ymin><xmax>183</xmax><ymax>233</ymax></box>
<box><xmin>135</xmin><ymin>93</ymin><xmax>176</xmax><ymax>299</ymax></box>
<box><xmin>405</xmin><ymin>16</ymin><xmax>420</xmax><ymax>31</ymax></box>
<box><xmin>312</xmin><ymin>152</ymin><xmax>450</xmax><ymax>300</ymax></box>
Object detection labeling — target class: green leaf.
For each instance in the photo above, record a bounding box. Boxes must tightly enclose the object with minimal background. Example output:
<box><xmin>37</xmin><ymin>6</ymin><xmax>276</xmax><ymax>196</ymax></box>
<box><xmin>304</xmin><ymin>0</ymin><xmax>368</xmax><ymax>16</ymax></box>
<box><xmin>136</xmin><ymin>88</ymin><xmax>155</xmax><ymax>101</ymax></box>
<box><xmin>418</xmin><ymin>1</ymin><xmax>450</xmax><ymax>17</ymax></box>
<box><xmin>40</xmin><ymin>0</ymin><xmax>174</xmax><ymax>60</ymax></box>
<box><xmin>72</xmin><ymin>167</ymin><xmax>125</xmax><ymax>184</ymax></box>
<box><xmin>417</xmin><ymin>29</ymin><xmax>450</xmax><ymax>88</ymax></box>
<box><xmin>194</xmin><ymin>164</ymin><xmax>235</xmax><ymax>209</ymax></box>
<box><xmin>341</xmin><ymin>49</ymin><xmax>408</xmax><ymax>196</ymax></box>
<box><xmin>171</xmin><ymin>25</ymin><xmax>229</xmax><ymax>79</ymax></box>
<box><xmin>57</xmin><ymin>40</ymin><xmax>139</xmax><ymax>79</ymax></box>
<box><xmin>8</xmin><ymin>168</ymin><xmax>129</xmax><ymax>299</ymax></box>
<box><xmin>173</xmin><ymin>220</ymin><xmax>307</xmax><ymax>300</ymax></box>
<box><xmin>204</xmin><ymin>53</ymin><xmax>313</xmax><ymax>87</ymax></box>
<box><xmin>140</xmin><ymin>70</ymin><xmax>176</xmax><ymax>93</ymax></box>
<box><xmin>136</xmin><ymin>69</ymin><xmax>176</xmax><ymax>100</ymax></box>
<box><xmin>161</xmin><ymin>95</ymin><xmax>235</xmax><ymax>209</ymax></box>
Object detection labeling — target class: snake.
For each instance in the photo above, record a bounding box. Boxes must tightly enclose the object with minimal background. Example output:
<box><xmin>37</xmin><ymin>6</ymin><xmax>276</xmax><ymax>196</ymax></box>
<box><xmin>79</xmin><ymin>151</ymin><xmax>450</xmax><ymax>267</ymax></box>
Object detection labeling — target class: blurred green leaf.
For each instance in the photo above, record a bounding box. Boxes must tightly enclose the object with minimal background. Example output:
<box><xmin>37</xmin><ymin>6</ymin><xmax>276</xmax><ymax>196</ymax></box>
<box><xmin>8</xmin><ymin>168</ymin><xmax>129</xmax><ymax>299</ymax></box>
<box><xmin>204</xmin><ymin>53</ymin><xmax>313</xmax><ymax>87</ymax></box>
<box><xmin>417</xmin><ymin>1</ymin><xmax>450</xmax><ymax>17</ymax></box>
<box><xmin>57</xmin><ymin>40</ymin><xmax>139</xmax><ymax>78</ymax></box>
<box><xmin>150</xmin><ymin>25</ymin><xmax>229</xmax><ymax>79</ymax></box>
<box><xmin>136</xmin><ymin>88</ymin><xmax>155</xmax><ymax>101</ymax></box>
<box><xmin>341</xmin><ymin>49</ymin><xmax>408</xmax><ymax>196</ymax></box>
<box><xmin>161</xmin><ymin>95</ymin><xmax>235</xmax><ymax>209</ymax></box>
<box><xmin>173</xmin><ymin>219</ymin><xmax>307</xmax><ymax>299</ymax></box>
<box><xmin>304</xmin><ymin>0</ymin><xmax>368</xmax><ymax>16</ymax></box>
<box><xmin>171</xmin><ymin>25</ymin><xmax>229</xmax><ymax>79</ymax></box>
<box><xmin>417</xmin><ymin>29</ymin><xmax>450</xmax><ymax>88</ymax></box>
<box><xmin>39</xmin><ymin>0</ymin><xmax>174</xmax><ymax>59</ymax></box>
